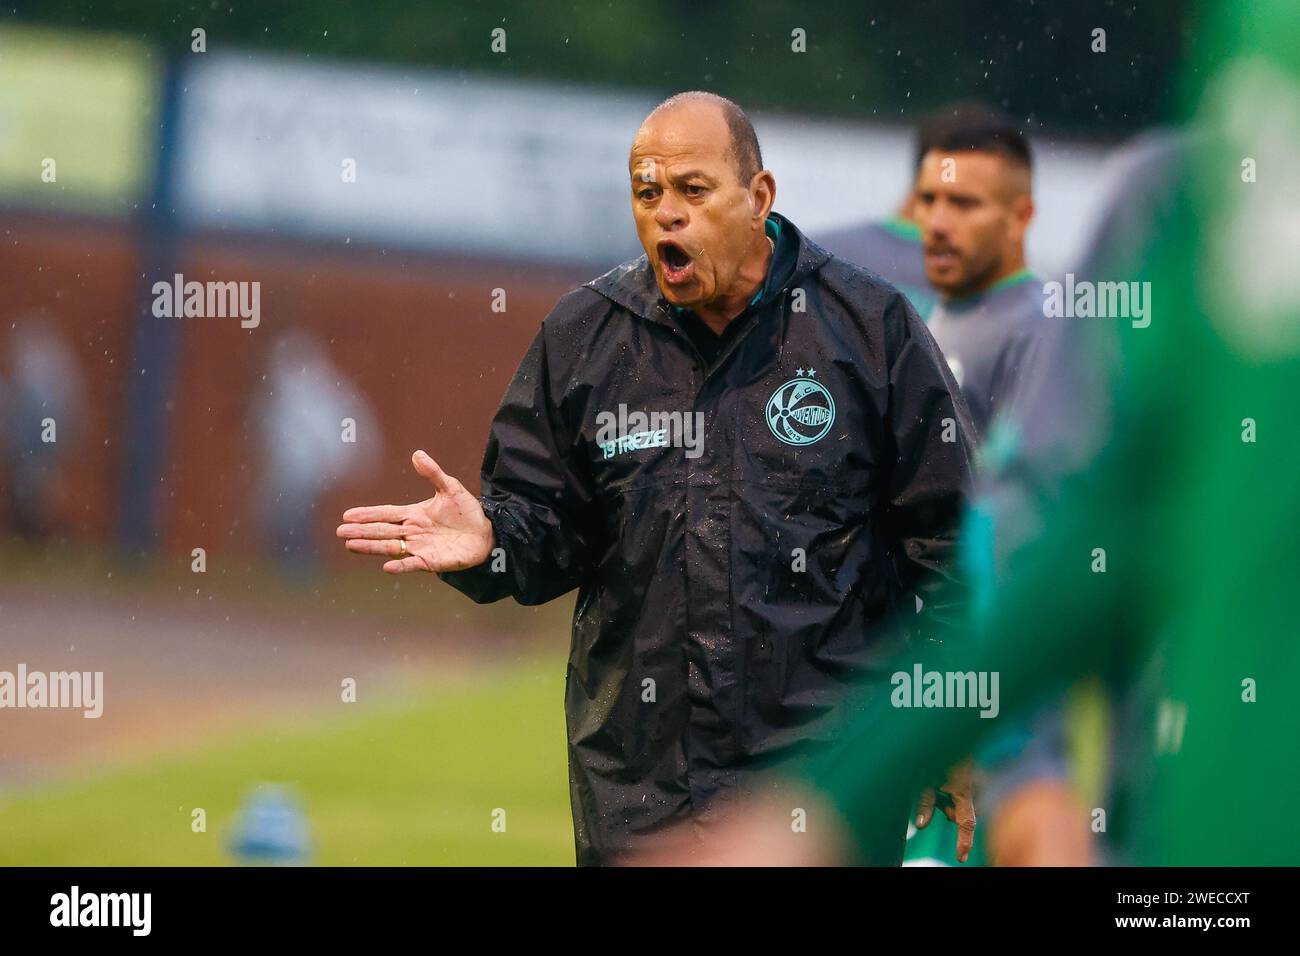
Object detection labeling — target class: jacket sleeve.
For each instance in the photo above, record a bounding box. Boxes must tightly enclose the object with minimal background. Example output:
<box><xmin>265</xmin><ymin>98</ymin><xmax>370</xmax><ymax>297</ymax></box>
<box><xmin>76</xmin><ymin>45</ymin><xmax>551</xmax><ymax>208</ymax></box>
<box><xmin>879</xmin><ymin>291</ymin><xmax>977</xmax><ymax>635</ymax></box>
<box><xmin>438</xmin><ymin>319</ymin><xmax>594</xmax><ymax>606</ymax></box>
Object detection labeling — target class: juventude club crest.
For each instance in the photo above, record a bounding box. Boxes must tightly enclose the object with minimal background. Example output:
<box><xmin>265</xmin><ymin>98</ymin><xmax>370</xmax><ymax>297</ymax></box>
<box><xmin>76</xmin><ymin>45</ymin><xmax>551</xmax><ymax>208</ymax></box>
<box><xmin>766</xmin><ymin>368</ymin><xmax>835</xmax><ymax>446</ymax></box>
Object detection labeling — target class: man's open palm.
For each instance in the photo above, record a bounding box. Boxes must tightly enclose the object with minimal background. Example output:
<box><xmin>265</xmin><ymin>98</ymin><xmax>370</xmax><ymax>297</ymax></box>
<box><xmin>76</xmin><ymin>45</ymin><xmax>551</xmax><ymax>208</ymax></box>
<box><xmin>336</xmin><ymin>450</ymin><xmax>494</xmax><ymax>574</ymax></box>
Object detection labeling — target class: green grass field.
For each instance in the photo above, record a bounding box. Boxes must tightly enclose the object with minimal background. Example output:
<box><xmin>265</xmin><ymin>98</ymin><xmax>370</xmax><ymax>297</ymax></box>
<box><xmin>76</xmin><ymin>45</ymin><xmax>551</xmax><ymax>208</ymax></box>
<box><xmin>0</xmin><ymin>655</ymin><xmax>575</xmax><ymax>866</ymax></box>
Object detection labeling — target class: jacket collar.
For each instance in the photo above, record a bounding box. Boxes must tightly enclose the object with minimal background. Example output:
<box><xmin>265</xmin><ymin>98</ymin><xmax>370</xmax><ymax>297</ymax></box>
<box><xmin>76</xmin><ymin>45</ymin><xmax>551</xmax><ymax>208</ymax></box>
<box><xmin>585</xmin><ymin>211</ymin><xmax>831</xmax><ymax>327</ymax></box>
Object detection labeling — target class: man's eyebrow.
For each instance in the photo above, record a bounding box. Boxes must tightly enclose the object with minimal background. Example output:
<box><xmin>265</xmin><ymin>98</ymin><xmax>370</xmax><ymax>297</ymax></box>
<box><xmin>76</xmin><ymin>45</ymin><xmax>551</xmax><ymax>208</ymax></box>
<box><xmin>667</xmin><ymin>168</ymin><xmax>716</xmax><ymax>184</ymax></box>
<box><xmin>918</xmin><ymin>185</ymin><xmax>978</xmax><ymax>198</ymax></box>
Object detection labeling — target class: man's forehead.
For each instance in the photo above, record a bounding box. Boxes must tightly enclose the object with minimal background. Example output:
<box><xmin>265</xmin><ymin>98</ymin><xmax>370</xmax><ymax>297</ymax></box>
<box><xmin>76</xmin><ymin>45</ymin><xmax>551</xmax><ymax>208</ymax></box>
<box><xmin>629</xmin><ymin>104</ymin><xmax>731</xmax><ymax>170</ymax></box>
<box><xmin>921</xmin><ymin>149</ymin><xmax>1021</xmax><ymax>175</ymax></box>
<box><xmin>917</xmin><ymin>149</ymin><xmax>1026</xmax><ymax>190</ymax></box>
<box><xmin>921</xmin><ymin>149</ymin><xmax>1004</xmax><ymax>169</ymax></box>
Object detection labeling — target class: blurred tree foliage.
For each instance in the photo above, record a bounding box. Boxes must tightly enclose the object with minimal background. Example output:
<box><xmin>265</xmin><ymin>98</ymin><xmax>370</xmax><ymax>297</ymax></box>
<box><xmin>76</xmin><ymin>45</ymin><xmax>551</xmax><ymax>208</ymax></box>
<box><xmin>8</xmin><ymin>0</ymin><xmax>1190</xmax><ymax>135</ymax></box>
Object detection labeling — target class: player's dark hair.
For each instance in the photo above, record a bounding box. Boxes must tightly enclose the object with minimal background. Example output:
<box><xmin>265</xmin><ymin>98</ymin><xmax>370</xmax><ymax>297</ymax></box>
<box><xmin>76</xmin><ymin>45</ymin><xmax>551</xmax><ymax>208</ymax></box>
<box><xmin>651</xmin><ymin>91</ymin><xmax>764</xmax><ymax>185</ymax></box>
<box><xmin>914</xmin><ymin>101</ymin><xmax>1032</xmax><ymax>171</ymax></box>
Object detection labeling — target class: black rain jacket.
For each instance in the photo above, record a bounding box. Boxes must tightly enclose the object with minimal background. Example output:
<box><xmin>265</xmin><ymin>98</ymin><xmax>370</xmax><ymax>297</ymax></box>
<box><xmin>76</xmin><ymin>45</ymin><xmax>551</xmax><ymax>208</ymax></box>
<box><xmin>441</xmin><ymin>213</ymin><xmax>975</xmax><ymax>865</ymax></box>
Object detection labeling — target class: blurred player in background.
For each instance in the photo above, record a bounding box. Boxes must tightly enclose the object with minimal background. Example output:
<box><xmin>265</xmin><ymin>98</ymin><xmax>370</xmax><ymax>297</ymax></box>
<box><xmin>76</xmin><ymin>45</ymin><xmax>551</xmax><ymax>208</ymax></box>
<box><xmin>914</xmin><ymin>105</ymin><xmax>1040</xmax><ymax>440</ymax></box>
<box><xmin>910</xmin><ymin>105</ymin><xmax>1095</xmax><ymax>867</ymax></box>
<box><xmin>256</xmin><ymin>328</ymin><xmax>381</xmax><ymax>579</ymax></box>
<box><xmin>0</xmin><ymin>319</ymin><xmax>84</xmax><ymax>542</ymax></box>
<box><xmin>826</xmin><ymin>102</ymin><xmax>1089</xmax><ymax>866</ymax></box>
<box><xmin>816</xmin><ymin>101</ymin><xmax>1020</xmax><ymax>324</ymax></box>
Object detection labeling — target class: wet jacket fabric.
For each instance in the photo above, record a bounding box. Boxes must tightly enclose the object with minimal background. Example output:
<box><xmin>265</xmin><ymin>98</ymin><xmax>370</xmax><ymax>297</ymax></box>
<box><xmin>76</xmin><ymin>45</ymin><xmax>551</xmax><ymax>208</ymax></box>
<box><xmin>440</xmin><ymin>212</ymin><xmax>975</xmax><ymax>865</ymax></box>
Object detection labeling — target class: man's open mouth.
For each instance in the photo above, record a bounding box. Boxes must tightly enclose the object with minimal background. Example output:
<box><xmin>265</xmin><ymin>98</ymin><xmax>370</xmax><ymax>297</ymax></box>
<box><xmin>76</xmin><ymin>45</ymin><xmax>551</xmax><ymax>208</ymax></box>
<box><xmin>657</xmin><ymin>240</ymin><xmax>695</xmax><ymax>285</ymax></box>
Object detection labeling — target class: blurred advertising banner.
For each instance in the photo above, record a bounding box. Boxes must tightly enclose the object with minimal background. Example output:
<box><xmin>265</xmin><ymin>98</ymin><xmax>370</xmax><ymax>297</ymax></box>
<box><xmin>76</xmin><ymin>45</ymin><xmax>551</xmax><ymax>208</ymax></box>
<box><xmin>173</xmin><ymin>54</ymin><xmax>653</xmax><ymax>265</ymax></box>
<box><xmin>0</xmin><ymin>25</ymin><xmax>160</xmax><ymax>214</ymax></box>
<box><xmin>172</xmin><ymin>53</ymin><xmax>1107</xmax><ymax>273</ymax></box>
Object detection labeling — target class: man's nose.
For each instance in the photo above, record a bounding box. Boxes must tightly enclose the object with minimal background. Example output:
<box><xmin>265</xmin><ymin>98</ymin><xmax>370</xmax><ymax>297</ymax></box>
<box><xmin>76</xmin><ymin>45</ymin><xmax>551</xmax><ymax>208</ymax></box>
<box><xmin>655</xmin><ymin>193</ymin><xmax>687</xmax><ymax>231</ymax></box>
<box><xmin>924</xmin><ymin>203</ymin><xmax>954</xmax><ymax>240</ymax></box>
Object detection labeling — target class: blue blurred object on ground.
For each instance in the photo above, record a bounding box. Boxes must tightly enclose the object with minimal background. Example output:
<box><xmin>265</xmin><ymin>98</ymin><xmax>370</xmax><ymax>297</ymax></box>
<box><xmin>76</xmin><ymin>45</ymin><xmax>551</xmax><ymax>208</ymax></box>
<box><xmin>227</xmin><ymin>784</ymin><xmax>312</xmax><ymax>865</ymax></box>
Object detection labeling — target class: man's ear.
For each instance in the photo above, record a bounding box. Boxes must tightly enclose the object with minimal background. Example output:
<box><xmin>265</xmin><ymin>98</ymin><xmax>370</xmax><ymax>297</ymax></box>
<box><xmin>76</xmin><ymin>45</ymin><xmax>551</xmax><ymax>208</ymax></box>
<box><xmin>1010</xmin><ymin>193</ymin><xmax>1035</xmax><ymax>242</ymax></box>
<box><xmin>750</xmin><ymin>171</ymin><xmax>777</xmax><ymax>224</ymax></box>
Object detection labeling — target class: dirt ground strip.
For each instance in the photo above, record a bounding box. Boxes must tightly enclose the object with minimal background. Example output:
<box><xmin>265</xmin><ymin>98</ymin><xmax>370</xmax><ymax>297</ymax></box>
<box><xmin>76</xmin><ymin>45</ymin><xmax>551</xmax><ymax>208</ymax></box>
<box><xmin>0</xmin><ymin>580</ymin><xmax>566</xmax><ymax>788</ymax></box>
